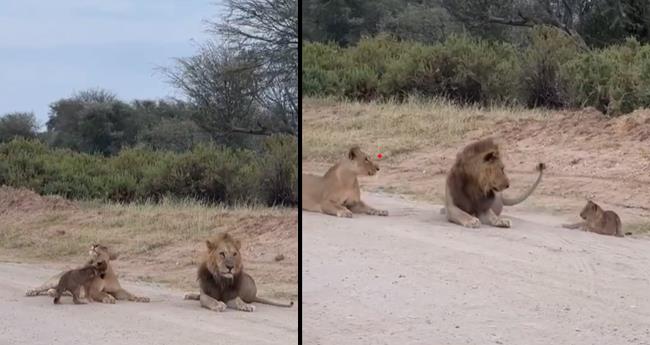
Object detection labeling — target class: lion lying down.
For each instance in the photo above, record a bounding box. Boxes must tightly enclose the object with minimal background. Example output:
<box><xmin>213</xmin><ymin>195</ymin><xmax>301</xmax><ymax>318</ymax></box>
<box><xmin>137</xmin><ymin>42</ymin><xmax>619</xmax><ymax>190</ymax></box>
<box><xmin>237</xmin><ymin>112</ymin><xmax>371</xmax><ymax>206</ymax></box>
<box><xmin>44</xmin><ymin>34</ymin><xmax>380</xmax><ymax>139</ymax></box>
<box><xmin>443</xmin><ymin>138</ymin><xmax>545</xmax><ymax>228</ymax></box>
<box><xmin>302</xmin><ymin>146</ymin><xmax>388</xmax><ymax>218</ymax></box>
<box><xmin>25</xmin><ymin>244</ymin><xmax>149</xmax><ymax>303</ymax></box>
<box><xmin>183</xmin><ymin>232</ymin><xmax>293</xmax><ymax>312</ymax></box>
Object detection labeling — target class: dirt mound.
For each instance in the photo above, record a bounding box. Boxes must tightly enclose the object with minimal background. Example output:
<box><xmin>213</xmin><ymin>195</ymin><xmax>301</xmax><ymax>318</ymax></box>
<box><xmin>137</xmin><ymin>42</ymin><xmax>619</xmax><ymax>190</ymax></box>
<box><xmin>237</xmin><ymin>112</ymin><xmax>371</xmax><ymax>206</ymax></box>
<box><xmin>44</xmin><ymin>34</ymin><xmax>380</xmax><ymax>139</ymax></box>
<box><xmin>496</xmin><ymin>107</ymin><xmax>650</xmax><ymax>144</ymax></box>
<box><xmin>0</xmin><ymin>186</ymin><xmax>77</xmax><ymax>214</ymax></box>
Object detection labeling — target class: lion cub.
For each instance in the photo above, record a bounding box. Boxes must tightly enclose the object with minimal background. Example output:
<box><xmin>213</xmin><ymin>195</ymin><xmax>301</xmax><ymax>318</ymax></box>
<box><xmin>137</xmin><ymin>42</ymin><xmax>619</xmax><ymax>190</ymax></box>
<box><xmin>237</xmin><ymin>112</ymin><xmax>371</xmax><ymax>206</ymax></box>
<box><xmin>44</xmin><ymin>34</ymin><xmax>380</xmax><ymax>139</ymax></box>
<box><xmin>302</xmin><ymin>146</ymin><xmax>388</xmax><ymax>218</ymax></box>
<box><xmin>53</xmin><ymin>261</ymin><xmax>107</xmax><ymax>304</ymax></box>
<box><xmin>562</xmin><ymin>200</ymin><xmax>624</xmax><ymax>237</ymax></box>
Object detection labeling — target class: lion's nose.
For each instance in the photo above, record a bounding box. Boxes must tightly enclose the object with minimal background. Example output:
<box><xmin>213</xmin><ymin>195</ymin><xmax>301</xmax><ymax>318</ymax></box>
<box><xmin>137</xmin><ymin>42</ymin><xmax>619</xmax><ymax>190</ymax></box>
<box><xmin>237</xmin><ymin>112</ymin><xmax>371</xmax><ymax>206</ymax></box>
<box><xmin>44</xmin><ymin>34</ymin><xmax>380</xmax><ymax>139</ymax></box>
<box><xmin>505</xmin><ymin>182</ymin><xmax>510</xmax><ymax>188</ymax></box>
<box><xmin>376</xmin><ymin>167</ymin><xmax>380</xmax><ymax>171</ymax></box>
<box><xmin>226</xmin><ymin>264</ymin><xmax>234</xmax><ymax>271</ymax></box>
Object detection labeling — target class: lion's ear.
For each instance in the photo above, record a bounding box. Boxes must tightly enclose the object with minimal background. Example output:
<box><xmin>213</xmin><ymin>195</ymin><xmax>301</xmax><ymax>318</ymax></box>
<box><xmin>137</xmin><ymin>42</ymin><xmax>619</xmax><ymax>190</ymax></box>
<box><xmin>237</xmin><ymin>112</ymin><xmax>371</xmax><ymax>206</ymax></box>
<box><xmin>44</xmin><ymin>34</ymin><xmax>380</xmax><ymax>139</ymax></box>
<box><xmin>483</xmin><ymin>151</ymin><xmax>497</xmax><ymax>162</ymax></box>
<box><xmin>234</xmin><ymin>239</ymin><xmax>242</xmax><ymax>251</ymax></box>
<box><xmin>348</xmin><ymin>146</ymin><xmax>361</xmax><ymax>160</ymax></box>
<box><xmin>206</xmin><ymin>240</ymin><xmax>216</xmax><ymax>251</ymax></box>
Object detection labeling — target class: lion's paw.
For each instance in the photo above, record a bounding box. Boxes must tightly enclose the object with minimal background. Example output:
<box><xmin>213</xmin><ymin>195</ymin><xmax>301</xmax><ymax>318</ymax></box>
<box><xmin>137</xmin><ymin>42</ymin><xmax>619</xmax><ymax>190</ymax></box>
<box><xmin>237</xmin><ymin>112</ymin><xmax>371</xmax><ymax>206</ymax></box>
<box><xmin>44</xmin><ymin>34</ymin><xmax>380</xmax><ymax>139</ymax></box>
<box><xmin>208</xmin><ymin>301</ymin><xmax>227</xmax><ymax>312</ymax></box>
<box><xmin>46</xmin><ymin>288</ymin><xmax>57</xmax><ymax>297</ymax></box>
<box><xmin>238</xmin><ymin>303</ymin><xmax>256</xmax><ymax>312</ymax></box>
<box><xmin>184</xmin><ymin>293</ymin><xmax>200</xmax><ymax>300</ymax></box>
<box><xmin>462</xmin><ymin>217</ymin><xmax>481</xmax><ymax>228</ymax></box>
<box><xmin>134</xmin><ymin>296</ymin><xmax>150</xmax><ymax>303</ymax></box>
<box><xmin>25</xmin><ymin>289</ymin><xmax>41</xmax><ymax>297</ymax></box>
<box><xmin>370</xmin><ymin>209</ymin><xmax>389</xmax><ymax>216</ymax></box>
<box><xmin>495</xmin><ymin>217</ymin><xmax>512</xmax><ymax>228</ymax></box>
<box><xmin>101</xmin><ymin>295</ymin><xmax>117</xmax><ymax>304</ymax></box>
<box><xmin>337</xmin><ymin>209</ymin><xmax>353</xmax><ymax>218</ymax></box>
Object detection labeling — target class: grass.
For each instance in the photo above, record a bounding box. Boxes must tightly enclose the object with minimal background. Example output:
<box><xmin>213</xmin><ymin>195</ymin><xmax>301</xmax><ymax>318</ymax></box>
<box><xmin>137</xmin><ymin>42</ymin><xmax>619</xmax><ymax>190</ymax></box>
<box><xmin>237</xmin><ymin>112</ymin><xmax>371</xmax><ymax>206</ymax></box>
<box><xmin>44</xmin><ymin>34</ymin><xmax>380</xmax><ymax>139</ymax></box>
<box><xmin>302</xmin><ymin>96</ymin><xmax>550</xmax><ymax>161</ymax></box>
<box><xmin>0</xmin><ymin>198</ymin><xmax>297</xmax><ymax>299</ymax></box>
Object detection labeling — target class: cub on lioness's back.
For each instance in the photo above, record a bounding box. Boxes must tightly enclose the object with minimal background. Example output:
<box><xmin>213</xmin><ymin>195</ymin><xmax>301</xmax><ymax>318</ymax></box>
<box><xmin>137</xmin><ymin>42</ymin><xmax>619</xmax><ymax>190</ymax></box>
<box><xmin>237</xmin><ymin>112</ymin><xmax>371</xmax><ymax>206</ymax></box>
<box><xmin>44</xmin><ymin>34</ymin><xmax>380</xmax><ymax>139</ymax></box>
<box><xmin>302</xmin><ymin>146</ymin><xmax>388</xmax><ymax>218</ymax></box>
<box><xmin>562</xmin><ymin>200</ymin><xmax>624</xmax><ymax>237</ymax></box>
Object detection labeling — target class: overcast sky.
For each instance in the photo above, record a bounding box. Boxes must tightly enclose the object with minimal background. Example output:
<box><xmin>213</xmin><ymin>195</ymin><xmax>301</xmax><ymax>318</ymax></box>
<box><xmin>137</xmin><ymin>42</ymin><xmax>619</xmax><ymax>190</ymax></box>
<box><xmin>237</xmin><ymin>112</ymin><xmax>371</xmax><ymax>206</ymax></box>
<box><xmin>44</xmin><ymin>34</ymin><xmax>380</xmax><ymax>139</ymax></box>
<box><xmin>0</xmin><ymin>0</ymin><xmax>216</xmax><ymax>125</ymax></box>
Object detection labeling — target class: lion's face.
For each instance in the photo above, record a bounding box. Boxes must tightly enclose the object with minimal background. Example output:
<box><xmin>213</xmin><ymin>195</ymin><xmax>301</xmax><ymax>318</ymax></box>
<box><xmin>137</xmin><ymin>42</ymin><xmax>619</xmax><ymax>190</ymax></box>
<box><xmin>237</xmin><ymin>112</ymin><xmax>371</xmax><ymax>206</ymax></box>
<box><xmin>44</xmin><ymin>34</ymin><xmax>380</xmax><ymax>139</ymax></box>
<box><xmin>348</xmin><ymin>146</ymin><xmax>380</xmax><ymax>176</ymax></box>
<box><xmin>580</xmin><ymin>200</ymin><xmax>598</xmax><ymax>220</ymax></box>
<box><xmin>465</xmin><ymin>147</ymin><xmax>510</xmax><ymax>194</ymax></box>
<box><xmin>88</xmin><ymin>244</ymin><xmax>118</xmax><ymax>262</ymax></box>
<box><xmin>205</xmin><ymin>233</ymin><xmax>243</xmax><ymax>279</ymax></box>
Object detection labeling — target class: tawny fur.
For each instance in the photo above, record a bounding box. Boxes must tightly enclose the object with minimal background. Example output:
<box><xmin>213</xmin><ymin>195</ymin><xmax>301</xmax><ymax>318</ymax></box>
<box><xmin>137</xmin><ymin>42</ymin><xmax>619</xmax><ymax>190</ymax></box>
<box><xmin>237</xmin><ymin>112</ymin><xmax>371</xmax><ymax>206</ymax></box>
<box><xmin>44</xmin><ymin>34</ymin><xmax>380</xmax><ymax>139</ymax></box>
<box><xmin>26</xmin><ymin>244</ymin><xmax>149</xmax><ymax>303</ymax></box>
<box><xmin>53</xmin><ymin>262</ymin><xmax>106</xmax><ymax>305</ymax></box>
<box><xmin>562</xmin><ymin>200</ymin><xmax>624</xmax><ymax>237</ymax></box>
<box><xmin>444</xmin><ymin>138</ymin><xmax>545</xmax><ymax>228</ymax></box>
<box><xmin>183</xmin><ymin>232</ymin><xmax>293</xmax><ymax>312</ymax></box>
<box><xmin>302</xmin><ymin>146</ymin><xmax>388</xmax><ymax>218</ymax></box>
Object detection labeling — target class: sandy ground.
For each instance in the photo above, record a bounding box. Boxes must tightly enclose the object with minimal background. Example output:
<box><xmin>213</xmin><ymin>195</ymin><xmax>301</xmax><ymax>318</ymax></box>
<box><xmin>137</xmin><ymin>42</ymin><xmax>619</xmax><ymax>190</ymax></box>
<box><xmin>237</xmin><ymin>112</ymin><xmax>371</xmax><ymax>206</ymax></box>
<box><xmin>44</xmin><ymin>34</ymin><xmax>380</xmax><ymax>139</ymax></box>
<box><xmin>303</xmin><ymin>193</ymin><xmax>650</xmax><ymax>345</ymax></box>
<box><xmin>0</xmin><ymin>262</ymin><xmax>298</xmax><ymax>345</ymax></box>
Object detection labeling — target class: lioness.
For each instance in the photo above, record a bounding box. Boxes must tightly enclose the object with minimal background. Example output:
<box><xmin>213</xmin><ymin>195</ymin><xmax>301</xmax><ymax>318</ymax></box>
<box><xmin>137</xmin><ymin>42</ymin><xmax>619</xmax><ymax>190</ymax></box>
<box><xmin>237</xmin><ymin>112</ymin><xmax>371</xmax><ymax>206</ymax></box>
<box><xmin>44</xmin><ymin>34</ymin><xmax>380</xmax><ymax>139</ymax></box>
<box><xmin>53</xmin><ymin>261</ymin><xmax>107</xmax><ymax>305</ymax></box>
<box><xmin>444</xmin><ymin>138</ymin><xmax>545</xmax><ymax>228</ymax></box>
<box><xmin>25</xmin><ymin>244</ymin><xmax>149</xmax><ymax>303</ymax></box>
<box><xmin>562</xmin><ymin>200</ymin><xmax>624</xmax><ymax>237</ymax></box>
<box><xmin>302</xmin><ymin>146</ymin><xmax>388</xmax><ymax>218</ymax></box>
<box><xmin>184</xmin><ymin>232</ymin><xmax>294</xmax><ymax>312</ymax></box>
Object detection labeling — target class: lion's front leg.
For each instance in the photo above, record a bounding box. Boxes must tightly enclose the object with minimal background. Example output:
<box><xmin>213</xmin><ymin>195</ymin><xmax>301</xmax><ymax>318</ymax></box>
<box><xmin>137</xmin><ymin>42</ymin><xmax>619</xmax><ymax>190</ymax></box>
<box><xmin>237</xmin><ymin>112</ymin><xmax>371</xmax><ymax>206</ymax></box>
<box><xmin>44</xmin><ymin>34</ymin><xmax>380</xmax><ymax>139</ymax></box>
<box><xmin>200</xmin><ymin>293</ymin><xmax>227</xmax><ymax>312</ymax></box>
<box><xmin>348</xmin><ymin>201</ymin><xmax>388</xmax><ymax>216</ymax></box>
<box><xmin>479</xmin><ymin>209</ymin><xmax>511</xmax><ymax>228</ymax></box>
<box><xmin>321</xmin><ymin>200</ymin><xmax>353</xmax><ymax>218</ymax></box>
<box><xmin>88</xmin><ymin>288</ymin><xmax>116</xmax><ymax>304</ymax></box>
<box><xmin>111</xmin><ymin>288</ymin><xmax>150</xmax><ymax>302</ymax></box>
<box><xmin>226</xmin><ymin>296</ymin><xmax>256</xmax><ymax>312</ymax></box>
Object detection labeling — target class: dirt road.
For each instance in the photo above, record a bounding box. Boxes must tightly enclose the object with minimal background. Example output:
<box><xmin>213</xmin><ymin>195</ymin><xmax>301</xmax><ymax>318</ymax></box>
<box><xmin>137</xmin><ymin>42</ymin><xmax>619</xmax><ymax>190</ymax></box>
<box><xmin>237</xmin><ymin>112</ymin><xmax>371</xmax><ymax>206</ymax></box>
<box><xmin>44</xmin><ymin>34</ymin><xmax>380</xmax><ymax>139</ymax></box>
<box><xmin>303</xmin><ymin>193</ymin><xmax>650</xmax><ymax>345</ymax></box>
<box><xmin>0</xmin><ymin>262</ymin><xmax>297</xmax><ymax>345</ymax></box>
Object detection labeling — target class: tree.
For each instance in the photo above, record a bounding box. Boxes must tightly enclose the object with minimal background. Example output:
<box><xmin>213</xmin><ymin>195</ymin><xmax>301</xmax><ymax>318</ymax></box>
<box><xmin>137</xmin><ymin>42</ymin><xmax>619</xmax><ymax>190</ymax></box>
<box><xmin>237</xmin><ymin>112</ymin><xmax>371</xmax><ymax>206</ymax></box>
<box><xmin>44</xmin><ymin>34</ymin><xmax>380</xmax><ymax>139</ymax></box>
<box><xmin>47</xmin><ymin>89</ymin><xmax>141</xmax><ymax>155</ymax></box>
<box><xmin>167</xmin><ymin>0</ymin><xmax>298</xmax><ymax>137</ymax></box>
<box><xmin>0</xmin><ymin>112</ymin><xmax>38</xmax><ymax>143</ymax></box>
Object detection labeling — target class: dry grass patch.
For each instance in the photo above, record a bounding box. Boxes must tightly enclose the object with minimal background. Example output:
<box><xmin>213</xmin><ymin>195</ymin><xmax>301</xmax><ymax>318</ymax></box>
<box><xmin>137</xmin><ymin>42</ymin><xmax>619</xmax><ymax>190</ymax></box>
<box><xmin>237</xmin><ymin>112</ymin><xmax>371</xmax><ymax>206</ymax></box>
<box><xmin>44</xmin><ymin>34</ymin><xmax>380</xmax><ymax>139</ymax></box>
<box><xmin>302</xmin><ymin>97</ymin><xmax>549</xmax><ymax>161</ymax></box>
<box><xmin>0</xmin><ymin>194</ymin><xmax>297</xmax><ymax>299</ymax></box>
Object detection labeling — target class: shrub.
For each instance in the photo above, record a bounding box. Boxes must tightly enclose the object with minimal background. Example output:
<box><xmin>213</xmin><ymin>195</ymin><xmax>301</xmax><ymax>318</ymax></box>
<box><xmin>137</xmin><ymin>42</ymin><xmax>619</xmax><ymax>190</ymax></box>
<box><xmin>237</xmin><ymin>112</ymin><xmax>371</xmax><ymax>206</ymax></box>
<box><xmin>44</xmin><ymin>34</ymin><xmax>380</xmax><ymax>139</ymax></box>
<box><xmin>0</xmin><ymin>138</ymin><xmax>296</xmax><ymax>206</ymax></box>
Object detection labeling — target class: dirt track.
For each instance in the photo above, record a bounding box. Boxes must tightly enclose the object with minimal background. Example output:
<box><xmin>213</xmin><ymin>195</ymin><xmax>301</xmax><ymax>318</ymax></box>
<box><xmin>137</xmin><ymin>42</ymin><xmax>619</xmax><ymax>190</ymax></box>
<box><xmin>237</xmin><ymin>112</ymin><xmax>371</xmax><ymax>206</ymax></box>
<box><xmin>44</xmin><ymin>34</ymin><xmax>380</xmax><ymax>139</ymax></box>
<box><xmin>0</xmin><ymin>262</ymin><xmax>298</xmax><ymax>345</ymax></box>
<box><xmin>303</xmin><ymin>193</ymin><xmax>650</xmax><ymax>345</ymax></box>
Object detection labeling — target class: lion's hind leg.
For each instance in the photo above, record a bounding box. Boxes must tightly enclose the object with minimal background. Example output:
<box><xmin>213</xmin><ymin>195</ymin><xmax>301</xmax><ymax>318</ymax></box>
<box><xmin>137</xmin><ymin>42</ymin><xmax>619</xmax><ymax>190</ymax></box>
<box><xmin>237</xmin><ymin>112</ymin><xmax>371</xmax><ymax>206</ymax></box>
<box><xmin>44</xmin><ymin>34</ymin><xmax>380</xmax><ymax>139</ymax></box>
<box><xmin>111</xmin><ymin>288</ymin><xmax>150</xmax><ymax>302</ymax></box>
<box><xmin>348</xmin><ymin>201</ymin><xmax>388</xmax><ymax>216</ymax></box>
<box><xmin>184</xmin><ymin>293</ymin><xmax>200</xmax><ymax>300</ymax></box>
<box><xmin>321</xmin><ymin>200</ymin><xmax>353</xmax><ymax>218</ymax></box>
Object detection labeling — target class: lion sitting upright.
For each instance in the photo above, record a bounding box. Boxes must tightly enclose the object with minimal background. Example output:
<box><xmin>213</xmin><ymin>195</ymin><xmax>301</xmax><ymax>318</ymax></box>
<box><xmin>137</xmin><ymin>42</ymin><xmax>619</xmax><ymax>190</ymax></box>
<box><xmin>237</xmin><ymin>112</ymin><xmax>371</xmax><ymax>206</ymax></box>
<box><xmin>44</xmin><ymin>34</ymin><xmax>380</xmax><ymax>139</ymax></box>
<box><xmin>302</xmin><ymin>146</ymin><xmax>388</xmax><ymax>218</ymax></box>
<box><xmin>184</xmin><ymin>232</ymin><xmax>293</xmax><ymax>312</ymax></box>
<box><xmin>444</xmin><ymin>138</ymin><xmax>545</xmax><ymax>228</ymax></box>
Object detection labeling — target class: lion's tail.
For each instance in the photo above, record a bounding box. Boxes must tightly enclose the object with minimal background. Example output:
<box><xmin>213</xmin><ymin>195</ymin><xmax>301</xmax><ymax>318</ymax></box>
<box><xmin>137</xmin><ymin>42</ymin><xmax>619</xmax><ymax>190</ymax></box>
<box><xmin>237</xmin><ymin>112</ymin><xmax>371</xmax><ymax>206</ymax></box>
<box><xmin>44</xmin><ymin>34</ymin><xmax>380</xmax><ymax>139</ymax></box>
<box><xmin>253</xmin><ymin>296</ymin><xmax>294</xmax><ymax>308</ymax></box>
<box><xmin>501</xmin><ymin>163</ymin><xmax>545</xmax><ymax>206</ymax></box>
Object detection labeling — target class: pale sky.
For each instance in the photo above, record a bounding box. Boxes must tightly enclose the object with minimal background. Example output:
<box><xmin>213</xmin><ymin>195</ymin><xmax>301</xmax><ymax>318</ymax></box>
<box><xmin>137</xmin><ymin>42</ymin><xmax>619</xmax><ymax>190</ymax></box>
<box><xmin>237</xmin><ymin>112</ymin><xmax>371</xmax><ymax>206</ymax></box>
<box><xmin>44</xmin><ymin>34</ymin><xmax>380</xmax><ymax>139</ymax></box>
<box><xmin>0</xmin><ymin>0</ymin><xmax>218</xmax><ymax>126</ymax></box>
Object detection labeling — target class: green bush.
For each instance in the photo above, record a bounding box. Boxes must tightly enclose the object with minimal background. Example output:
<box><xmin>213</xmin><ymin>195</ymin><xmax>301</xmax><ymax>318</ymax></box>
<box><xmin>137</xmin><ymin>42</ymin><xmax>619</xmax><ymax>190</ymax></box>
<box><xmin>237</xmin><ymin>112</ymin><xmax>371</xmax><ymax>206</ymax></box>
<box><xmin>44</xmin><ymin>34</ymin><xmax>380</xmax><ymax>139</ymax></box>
<box><xmin>563</xmin><ymin>38</ymin><xmax>650</xmax><ymax>115</ymax></box>
<box><xmin>0</xmin><ymin>138</ymin><xmax>296</xmax><ymax>206</ymax></box>
<box><xmin>303</xmin><ymin>29</ymin><xmax>650</xmax><ymax>115</ymax></box>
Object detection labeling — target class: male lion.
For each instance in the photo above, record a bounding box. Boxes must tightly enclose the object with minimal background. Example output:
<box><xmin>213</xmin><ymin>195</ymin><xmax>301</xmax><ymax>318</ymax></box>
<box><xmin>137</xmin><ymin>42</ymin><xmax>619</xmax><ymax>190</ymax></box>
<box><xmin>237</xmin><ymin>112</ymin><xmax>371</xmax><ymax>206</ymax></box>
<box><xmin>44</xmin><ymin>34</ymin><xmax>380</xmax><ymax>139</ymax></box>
<box><xmin>302</xmin><ymin>146</ymin><xmax>388</xmax><ymax>218</ymax></box>
<box><xmin>25</xmin><ymin>244</ymin><xmax>149</xmax><ymax>303</ymax></box>
<box><xmin>444</xmin><ymin>138</ymin><xmax>545</xmax><ymax>228</ymax></box>
<box><xmin>562</xmin><ymin>200</ymin><xmax>625</xmax><ymax>237</ymax></box>
<box><xmin>184</xmin><ymin>232</ymin><xmax>294</xmax><ymax>312</ymax></box>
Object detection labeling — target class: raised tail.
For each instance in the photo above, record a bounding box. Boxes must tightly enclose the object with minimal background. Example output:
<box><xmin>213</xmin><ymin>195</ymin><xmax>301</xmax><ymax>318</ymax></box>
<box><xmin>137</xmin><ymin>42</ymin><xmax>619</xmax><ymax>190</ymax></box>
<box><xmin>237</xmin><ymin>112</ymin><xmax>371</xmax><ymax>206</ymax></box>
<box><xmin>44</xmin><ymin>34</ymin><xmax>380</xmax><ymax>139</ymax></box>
<box><xmin>254</xmin><ymin>296</ymin><xmax>294</xmax><ymax>308</ymax></box>
<box><xmin>501</xmin><ymin>163</ymin><xmax>545</xmax><ymax>206</ymax></box>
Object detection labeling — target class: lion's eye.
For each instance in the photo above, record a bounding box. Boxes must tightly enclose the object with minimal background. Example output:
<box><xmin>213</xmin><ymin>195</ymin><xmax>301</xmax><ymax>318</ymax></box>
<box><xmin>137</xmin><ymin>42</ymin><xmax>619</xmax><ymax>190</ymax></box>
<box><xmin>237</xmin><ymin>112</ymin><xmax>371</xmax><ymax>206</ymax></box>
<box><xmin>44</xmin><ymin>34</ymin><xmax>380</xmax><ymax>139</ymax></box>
<box><xmin>219</xmin><ymin>252</ymin><xmax>225</xmax><ymax>257</ymax></box>
<box><xmin>233</xmin><ymin>252</ymin><xmax>238</xmax><ymax>256</ymax></box>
